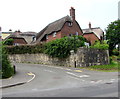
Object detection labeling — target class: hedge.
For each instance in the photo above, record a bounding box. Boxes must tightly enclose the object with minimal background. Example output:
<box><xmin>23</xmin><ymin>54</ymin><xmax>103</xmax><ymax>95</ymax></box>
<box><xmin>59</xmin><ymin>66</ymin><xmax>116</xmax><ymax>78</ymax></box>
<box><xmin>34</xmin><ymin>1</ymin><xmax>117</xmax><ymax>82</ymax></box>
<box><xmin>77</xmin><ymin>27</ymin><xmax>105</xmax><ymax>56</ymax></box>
<box><xmin>5</xmin><ymin>44</ymin><xmax>44</xmax><ymax>54</ymax></box>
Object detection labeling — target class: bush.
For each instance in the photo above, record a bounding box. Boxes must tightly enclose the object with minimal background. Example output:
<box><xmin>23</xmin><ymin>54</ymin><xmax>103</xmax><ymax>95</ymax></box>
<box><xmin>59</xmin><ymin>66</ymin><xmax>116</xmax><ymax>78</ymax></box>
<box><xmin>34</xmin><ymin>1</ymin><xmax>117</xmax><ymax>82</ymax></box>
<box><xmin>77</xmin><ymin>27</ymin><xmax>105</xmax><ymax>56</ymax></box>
<box><xmin>5</xmin><ymin>44</ymin><xmax>44</xmax><ymax>54</ymax></box>
<box><xmin>3</xmin><ymin>39</ymin><xmax>14</xmax><ymax>45</ymax></box>
<box><xmin>112</xmin><ymin>49</ymin><xmax>119</xmax><ymax>56</ymax></box>
<box><xmin>44</xmin><ymin>36</ymin><xmax>86</xmax><ymax>58</ymax></box>
<box><xmin>90</xmin><ymin>40</ymin><xmax>109</xmax><ymax>50</ymax></box>
<box><xmin>1</xmin><ymin>42</ymin><xmax>14</xmax><ymax>79</ymax></box>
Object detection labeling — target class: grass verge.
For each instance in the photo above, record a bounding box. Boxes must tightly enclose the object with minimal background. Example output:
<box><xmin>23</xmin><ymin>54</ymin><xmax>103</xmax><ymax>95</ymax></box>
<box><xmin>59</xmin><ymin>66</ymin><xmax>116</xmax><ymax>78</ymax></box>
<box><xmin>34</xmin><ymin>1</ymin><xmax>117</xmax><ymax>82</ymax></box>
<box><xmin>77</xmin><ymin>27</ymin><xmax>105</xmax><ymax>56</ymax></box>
<box><xmin>79</xmin><ymin>61</ymin><xmax>120</xmax><ymax>72</ymax></box>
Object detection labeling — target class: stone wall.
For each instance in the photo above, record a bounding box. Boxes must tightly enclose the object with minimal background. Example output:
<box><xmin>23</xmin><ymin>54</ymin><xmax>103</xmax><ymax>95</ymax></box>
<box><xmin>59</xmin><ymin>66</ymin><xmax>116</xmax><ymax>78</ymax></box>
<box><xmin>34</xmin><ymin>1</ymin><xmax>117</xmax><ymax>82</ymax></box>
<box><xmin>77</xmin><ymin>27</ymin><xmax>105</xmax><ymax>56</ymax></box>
<box><xmin>8</xmin><ymin>48</ymin><xmax>109</xmax><ymax>67</ymax></box>
<box><xmin>75</xmin><ymin>48</ymin><xmax>109</xmax><ymax>67</ymax></box>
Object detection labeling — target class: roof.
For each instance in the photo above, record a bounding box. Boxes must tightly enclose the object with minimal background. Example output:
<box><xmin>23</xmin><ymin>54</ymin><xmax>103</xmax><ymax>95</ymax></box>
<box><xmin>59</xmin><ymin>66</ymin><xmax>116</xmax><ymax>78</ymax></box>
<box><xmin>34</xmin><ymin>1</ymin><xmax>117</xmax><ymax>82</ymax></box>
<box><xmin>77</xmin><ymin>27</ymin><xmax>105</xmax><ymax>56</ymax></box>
<box><xmin>4</xmin><ymin>34</ymin><xmax>23</xmax><ymax>40</ymax></box>
<box><xmin>36</xmin><ymin>15</ymin><xmax>72</xmax><ymax>42</ymax></box>
<box><xmin>20</xmin><ymin>31</ymin><xmax>37</xmax><ymax>36</ymax></box>
<box><xmin>4</xmin><ymin>34</ymin><xmax>28</xmax><ymax>43</ymax></box>
<box><xmin>4</xmin><ymin>31</ymin><xmax>37</xmax><ymax>44</ymax></box>
<box><xmin>82</xmin><ymin>27</ymin><xmax>104</xmax><ymax>39</ymax></box>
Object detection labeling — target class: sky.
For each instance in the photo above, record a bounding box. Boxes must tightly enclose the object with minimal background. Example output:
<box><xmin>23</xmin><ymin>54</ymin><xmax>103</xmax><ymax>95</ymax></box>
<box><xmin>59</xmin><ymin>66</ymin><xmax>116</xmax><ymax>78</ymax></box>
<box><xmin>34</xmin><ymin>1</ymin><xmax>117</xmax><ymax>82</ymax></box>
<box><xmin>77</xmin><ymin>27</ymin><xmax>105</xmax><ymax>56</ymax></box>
<box><xmin>0</xmin><ymin>0</ymin><xmax>119</xmax><ymax>33</ymax></box>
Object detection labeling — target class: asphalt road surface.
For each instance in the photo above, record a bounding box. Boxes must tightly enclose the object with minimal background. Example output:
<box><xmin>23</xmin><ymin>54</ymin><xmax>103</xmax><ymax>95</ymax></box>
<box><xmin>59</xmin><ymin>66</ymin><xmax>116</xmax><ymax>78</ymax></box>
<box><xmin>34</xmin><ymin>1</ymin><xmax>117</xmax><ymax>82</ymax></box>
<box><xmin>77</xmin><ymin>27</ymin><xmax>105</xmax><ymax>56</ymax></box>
<box><xmin>2</xmin><ymin>63</ymin><xmax>119</xmax><ymax>97</ymax></box>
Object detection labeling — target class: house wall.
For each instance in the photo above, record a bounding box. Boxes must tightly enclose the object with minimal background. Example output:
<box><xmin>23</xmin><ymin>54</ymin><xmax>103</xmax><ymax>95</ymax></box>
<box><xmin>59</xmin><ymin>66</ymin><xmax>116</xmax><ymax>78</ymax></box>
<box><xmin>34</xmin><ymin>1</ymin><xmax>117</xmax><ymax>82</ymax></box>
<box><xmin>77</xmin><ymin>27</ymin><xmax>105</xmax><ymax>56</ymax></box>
<box><xmin>83</xmin><ymin>33</ymin><xmax>99</xmax><ymax>45</ymax></box>
<box><xmin>61</xmin><ymin>21</ymin><xmax>83</xmax><ymax>37</ymax></box>
<box><xmin>45</xmin><ymin>21</ymin><xmax>83</xmax><ymax>42</ymax></box>
<box><xmin>46</xmin><ymin>31</ymin><xmax>61</xmax><ymax>42</ymax></box>
<box><xmin>9</xmin><ymin>48</ymin><xmax>109</xmax><ymax>67</ymax></box>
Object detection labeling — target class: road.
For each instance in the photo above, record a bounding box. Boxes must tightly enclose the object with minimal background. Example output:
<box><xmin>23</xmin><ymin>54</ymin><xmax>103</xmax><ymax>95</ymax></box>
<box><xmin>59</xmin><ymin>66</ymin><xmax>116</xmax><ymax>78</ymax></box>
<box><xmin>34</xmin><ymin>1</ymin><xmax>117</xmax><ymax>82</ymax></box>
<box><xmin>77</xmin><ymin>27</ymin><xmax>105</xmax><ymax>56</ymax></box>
<box><xmin>2</xmin><ymin>63</ymin><xmax>119</xmax><ymax>97</ymax></box>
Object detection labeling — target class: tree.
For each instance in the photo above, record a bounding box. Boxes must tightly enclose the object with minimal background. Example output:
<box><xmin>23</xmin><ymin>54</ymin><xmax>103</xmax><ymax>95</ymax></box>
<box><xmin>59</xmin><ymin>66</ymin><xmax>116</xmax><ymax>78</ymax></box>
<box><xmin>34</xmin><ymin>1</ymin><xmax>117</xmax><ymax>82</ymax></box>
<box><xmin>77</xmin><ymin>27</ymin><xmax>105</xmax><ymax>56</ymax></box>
<box><xmin>105</xmin><ymin>19</ymin><xmax>120</xmax><ymax>55</ymax></box>
<box><xmin>44</xmin><ymin>36</ymin><xmax>86</xmax><ymax>58</ymax></box>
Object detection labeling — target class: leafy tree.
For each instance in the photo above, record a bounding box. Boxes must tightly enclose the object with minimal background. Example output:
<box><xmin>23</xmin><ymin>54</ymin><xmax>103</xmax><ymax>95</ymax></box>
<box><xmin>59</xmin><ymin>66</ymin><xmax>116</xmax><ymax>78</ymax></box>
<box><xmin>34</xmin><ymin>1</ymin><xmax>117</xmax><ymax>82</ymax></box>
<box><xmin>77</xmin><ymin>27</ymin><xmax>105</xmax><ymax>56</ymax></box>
<box><xmin>44</xmin><ymin>36</ymin><xmax>86</xmax><ymax>58</ymax></box>
<box><xmin>105</xmin><ymin>19</ymin><xmax>120</xmax><ymax>55</ymax></box>
<box><xmin>90</xmin><ymin>40</ymin><xmax>109</xmax><ymax>50</ymax></box>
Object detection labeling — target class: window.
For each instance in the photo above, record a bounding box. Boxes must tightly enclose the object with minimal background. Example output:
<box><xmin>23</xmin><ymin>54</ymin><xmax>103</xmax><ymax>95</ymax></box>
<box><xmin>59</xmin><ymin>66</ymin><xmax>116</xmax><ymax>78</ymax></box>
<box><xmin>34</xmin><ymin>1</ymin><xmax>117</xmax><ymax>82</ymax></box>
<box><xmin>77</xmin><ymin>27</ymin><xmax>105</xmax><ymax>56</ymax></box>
<box><xmin>32</xmin><ymin>36</ymin><xmax>36</xmax><ymax>41</ymax></box>
<box><xmin>46</xmin><ymin>35</ymin><xmax>48</xmax><ymax>39</ymax></box>
<box><xmin>68</xmin><ymin>22</ymin><xmax>72</xmax><ymax>27</ymax></box>
<box><xmin>76</xmin><ymin>32</ymin><xmax>78</xmax><ymax>36</ymax></box>
<box><xmin>14</xmin><ymin>43</ymin><xmax>19</xmax><ymax>46</ymax></box>
<box><xmin>53</xmin><ymin>32</ymin><xmax>56</xmax><ymax>37</ymax></box>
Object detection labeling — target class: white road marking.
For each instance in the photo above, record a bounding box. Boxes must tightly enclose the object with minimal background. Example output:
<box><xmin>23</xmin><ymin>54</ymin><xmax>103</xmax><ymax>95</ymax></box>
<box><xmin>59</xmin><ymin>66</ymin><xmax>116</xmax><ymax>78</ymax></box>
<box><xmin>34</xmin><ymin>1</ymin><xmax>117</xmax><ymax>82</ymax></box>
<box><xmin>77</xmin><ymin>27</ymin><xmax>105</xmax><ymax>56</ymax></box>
<box><xmin>44</xmin><ymin>69</ymin><xmax>56</xmax><ymax>73</ymax></box>
<box><xmin>66</xmin><ymin>72</ymin><xmax>79</xmax><ymax>77</ymax></box>
<box><xmin>44</xmin><ymin>65</ymin><xmax>64</xmax><ymax>70</ymax></box>
<box><xmin>66</xmin><ymin>72</ymin><xmax>90</xmax><ymax>78</ymax></box>
<box><xmin>68</xmin><ymin>75</ymin><xmax>80</xmax><ymax>80</ymax></box>
<box><xmin>90</xmin><ymin>80</ymin><xmax>102</xmax><ymax>83</ymax></box>
<box><xmin>79</xmin><ymin>75</ymin><xmax>90</xmax><ymax>78</ymax></box>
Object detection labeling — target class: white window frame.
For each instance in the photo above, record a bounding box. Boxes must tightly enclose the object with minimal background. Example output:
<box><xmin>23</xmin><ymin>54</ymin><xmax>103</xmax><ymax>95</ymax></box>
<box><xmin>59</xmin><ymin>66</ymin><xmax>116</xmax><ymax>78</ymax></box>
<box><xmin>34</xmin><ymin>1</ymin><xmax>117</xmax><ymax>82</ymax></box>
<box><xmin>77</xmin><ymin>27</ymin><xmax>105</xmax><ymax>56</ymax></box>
<box><xmin>68</xmin><ymin>22</ymin><xmax>72</xmax><ymax>27</ymax></box>
<box><xmin>46</xmin><ymin>35</ymin><xmax>48</xmax><ymax>39</ymax></box>
<box><xmin>53</xmin><ymin>32</ymin><xmax>56</xmax><ymax>37</ymax></box>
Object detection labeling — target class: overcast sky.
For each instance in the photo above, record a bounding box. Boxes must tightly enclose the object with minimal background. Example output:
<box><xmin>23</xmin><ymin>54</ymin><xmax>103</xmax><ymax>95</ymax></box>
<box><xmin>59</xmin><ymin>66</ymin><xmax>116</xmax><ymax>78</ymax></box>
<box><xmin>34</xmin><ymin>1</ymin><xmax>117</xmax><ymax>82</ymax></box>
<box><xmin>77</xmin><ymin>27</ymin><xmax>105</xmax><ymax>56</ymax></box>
<box><xmin>0</xmin><ymin>0</ymin><xmax>119</xmax><ymax>32</ymax></box>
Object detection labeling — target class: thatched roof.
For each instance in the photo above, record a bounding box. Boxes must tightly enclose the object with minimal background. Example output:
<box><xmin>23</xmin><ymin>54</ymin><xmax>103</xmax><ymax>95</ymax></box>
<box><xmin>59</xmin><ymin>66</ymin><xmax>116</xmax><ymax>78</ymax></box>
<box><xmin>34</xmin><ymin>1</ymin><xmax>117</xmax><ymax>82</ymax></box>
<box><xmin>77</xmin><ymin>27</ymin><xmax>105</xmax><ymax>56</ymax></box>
<box><xmin>82</xmin><ymin>27</ymin><xmax>104</xmax><ymax>39</ymax></box>
<box><xmin>36</xmin><ymin>15</ymin><xmax>72</xmax><ymax>42</ymax></box>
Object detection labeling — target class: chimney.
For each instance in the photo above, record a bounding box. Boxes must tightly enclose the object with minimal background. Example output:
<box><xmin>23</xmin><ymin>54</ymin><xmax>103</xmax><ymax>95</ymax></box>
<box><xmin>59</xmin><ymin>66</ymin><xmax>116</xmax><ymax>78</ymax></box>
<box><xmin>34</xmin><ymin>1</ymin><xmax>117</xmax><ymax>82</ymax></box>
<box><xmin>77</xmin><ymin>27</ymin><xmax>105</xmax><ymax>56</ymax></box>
<box><xmin>89</xmin><ymin>22</ymin><xmax>91</xmax><ymax>29</ymax></box>
<box><xmin>70</xmin><ymin>7</ymin><xmax>75</xmax><ymax>21</ymax></box>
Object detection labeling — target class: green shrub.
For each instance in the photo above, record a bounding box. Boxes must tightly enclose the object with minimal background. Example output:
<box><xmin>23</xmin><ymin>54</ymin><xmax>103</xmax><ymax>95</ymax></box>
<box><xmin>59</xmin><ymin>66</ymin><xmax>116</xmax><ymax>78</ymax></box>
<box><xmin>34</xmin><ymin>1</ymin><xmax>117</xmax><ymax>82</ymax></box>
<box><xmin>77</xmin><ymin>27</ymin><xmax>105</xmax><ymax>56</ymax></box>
<box><xmin>112</xmin><ymin>49</ymin><xmax>119</xmax><ymax>56</ymax></box>
<box><xmin>5</xmin><ymin>44</ymin><xmax>44</xmax><ymax>54</ymax></box>
<box><xmin>1</xmin><ymin>42</ymin><xmax>14</xmax><ymax>79</ymax></box>
<box><xmin>3</xmin><ymin>39</ymin><xmax>14</xmax><ymax>45</ymax></box>
<box><xmin>44</xmin><ymin>36</ymin><xmax>86</xmax><ymax>58</ymax></box>
<box><xmin>90</xmin><ymin>40</ymin><xmax>109</xmax><ymax>50</ymax></box>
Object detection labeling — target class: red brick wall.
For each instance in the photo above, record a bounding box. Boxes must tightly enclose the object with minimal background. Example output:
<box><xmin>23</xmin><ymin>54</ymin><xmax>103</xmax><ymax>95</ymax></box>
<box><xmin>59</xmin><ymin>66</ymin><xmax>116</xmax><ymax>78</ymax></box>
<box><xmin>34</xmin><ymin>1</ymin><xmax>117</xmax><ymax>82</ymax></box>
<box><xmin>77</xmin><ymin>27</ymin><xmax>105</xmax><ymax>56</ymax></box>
<box><xmin>61</xmin><ymin>21</ymin><xmax>83</xmax><ymax>37</ymax></box>
<box><xmin>83</xmin><ymin>33</ymin><xmax>99</xmax><ymax>45</ymax></box>
<box><xmin>46</xmin><ymin>31</ymin><xmax>61</xmax><ymax>42</ymax></box>
<box><xmin>46</xmin><ymin>21</ymin><xmax>83</xmax><ymax>42</ymax></box>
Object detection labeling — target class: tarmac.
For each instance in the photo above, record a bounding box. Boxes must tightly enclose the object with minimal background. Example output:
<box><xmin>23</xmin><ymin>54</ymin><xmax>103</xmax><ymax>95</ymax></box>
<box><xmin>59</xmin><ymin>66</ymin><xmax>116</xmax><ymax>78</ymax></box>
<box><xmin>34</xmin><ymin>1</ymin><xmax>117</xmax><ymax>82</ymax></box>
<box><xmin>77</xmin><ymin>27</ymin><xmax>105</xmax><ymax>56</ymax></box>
<box><xmin>0</xmin><ymin>68</ymin><xmax>35</xmax><ymax>89</ymax></box>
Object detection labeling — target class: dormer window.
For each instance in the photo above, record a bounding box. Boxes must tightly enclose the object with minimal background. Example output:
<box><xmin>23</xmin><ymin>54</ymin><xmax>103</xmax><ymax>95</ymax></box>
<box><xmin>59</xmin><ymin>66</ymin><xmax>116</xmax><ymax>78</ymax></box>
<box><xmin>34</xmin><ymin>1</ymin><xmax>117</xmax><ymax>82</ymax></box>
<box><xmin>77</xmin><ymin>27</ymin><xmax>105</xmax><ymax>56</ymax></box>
<box><xmin>68</xmin><ymin>22</ymin><xmax>72</xmax><ymax>27</ymax></box>
<box><xmin>53</xmin><ymin>32</ymin><xmax>56</xmax><ymax>37</ymax></box>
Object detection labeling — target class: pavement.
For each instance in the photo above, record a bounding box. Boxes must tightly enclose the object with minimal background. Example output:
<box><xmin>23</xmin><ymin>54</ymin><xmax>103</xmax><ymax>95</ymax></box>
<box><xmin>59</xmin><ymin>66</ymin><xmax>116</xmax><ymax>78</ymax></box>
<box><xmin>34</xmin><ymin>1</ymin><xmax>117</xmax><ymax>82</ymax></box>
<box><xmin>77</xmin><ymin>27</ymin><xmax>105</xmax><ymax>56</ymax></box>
<box><xmin>0</xmin><ymin>67</ymin><xmax>35</xmax><ymax>89</ymax></box>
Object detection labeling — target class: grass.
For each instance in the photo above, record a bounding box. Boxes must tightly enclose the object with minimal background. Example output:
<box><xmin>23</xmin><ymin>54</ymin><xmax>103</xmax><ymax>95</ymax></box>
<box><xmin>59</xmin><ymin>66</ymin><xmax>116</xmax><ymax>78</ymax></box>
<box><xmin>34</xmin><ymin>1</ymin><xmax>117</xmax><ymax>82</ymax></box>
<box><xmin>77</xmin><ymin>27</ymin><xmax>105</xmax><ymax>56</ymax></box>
<box><xmin>79</xmin><ymin>61</ymin><xmax>120</xmax><ymax>72</ymax></box>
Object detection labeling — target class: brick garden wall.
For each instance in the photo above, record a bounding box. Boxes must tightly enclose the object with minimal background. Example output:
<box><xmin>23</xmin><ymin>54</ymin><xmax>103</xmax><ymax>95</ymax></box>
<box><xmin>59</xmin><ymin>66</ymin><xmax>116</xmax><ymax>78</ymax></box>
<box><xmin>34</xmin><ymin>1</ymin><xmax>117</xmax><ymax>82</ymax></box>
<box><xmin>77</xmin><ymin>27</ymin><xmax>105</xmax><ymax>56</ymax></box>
<box><xmin>9</xmin><ymin>48</ymin><xmax>109</xmax><ymax>67</ymax></box>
